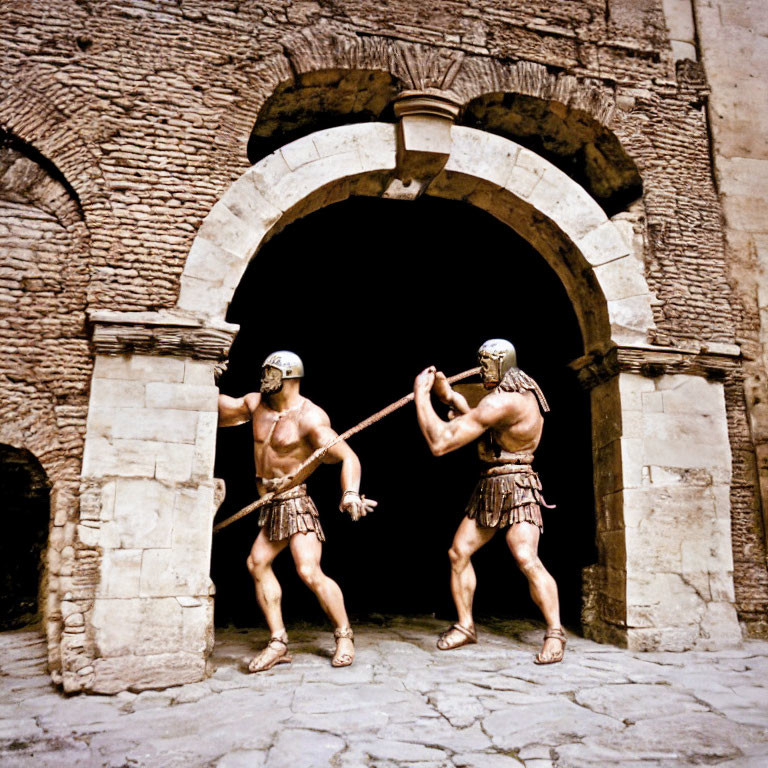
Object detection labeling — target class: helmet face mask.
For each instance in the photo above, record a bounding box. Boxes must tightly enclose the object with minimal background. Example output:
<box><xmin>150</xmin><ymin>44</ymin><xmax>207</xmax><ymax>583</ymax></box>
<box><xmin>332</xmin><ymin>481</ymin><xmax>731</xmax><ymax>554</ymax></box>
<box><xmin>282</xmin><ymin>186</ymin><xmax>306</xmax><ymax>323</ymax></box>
<box><xmin>477</xmin><ymin>339</ymin><xmax>517</xmax><ymax>389</ymax></box>
<box><xmin>259</xmin><ymin>351</ymin><xmax>304</xmax><ymax>396</ymax></box>
<box><xmin>260</xmin><ymin>365</ymin><xmax>284</xmax><ymax>395</ymax></box>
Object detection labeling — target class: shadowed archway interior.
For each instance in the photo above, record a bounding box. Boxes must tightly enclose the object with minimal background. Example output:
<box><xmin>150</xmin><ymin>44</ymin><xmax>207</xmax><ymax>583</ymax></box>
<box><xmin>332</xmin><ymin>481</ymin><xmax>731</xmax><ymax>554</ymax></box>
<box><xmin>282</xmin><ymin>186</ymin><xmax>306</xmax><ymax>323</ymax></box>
<box><xmin>213</xmin><ymin>196</ymin><xmax>594</xmax><ymax>629</ymax></box>
<box><xmin>0</xmin><ymin>445</ymin><xmax>49</xmax><ymax>630</ymax></box>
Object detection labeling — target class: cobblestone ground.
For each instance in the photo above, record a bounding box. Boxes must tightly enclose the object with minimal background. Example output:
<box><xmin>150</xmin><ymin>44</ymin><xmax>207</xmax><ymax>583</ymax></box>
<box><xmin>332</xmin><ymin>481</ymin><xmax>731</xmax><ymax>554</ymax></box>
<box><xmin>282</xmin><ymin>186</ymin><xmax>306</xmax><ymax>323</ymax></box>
<box><xmin>2</xmin><ymin>617</ymin><xmax>768</xmax><ymax>767</ymax></box>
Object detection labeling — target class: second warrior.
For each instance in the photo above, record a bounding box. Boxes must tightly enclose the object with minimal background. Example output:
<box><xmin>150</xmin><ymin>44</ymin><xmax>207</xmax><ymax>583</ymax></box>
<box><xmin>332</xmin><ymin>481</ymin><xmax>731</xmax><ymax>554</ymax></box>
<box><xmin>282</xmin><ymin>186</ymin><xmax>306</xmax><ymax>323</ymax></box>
<box><xmin>413</xmin><ymin>339</ymin><xmax>565</xmax><ymax>664</ymax></box>
<box><xmin>218</xmin><ymin>351</ymin><xmax>377</xmax><ymax>672</ymax></box>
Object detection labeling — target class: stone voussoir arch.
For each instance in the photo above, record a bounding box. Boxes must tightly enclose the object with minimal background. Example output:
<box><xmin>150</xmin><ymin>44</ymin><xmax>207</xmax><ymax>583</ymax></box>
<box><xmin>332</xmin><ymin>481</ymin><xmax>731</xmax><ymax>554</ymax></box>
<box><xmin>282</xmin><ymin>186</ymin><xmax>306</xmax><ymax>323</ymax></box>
<box><xmin>177</xmin><ymin>121</ymin><xmax>649</xmax><ymax>353</ymax></box>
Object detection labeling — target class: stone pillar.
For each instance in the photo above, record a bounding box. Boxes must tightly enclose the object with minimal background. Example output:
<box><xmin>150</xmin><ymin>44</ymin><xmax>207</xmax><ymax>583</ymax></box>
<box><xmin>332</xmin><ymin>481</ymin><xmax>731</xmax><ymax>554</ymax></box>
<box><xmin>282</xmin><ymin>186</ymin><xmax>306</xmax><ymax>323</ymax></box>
<box><xmin>578</xmin><ymin>343</ymin><xmax>743</xmax><ymax>650</ymax></box>
<box><xmin>66</xmin><ymin>310</ymin><xmax>235</xmax><ymax>694</ymax></box>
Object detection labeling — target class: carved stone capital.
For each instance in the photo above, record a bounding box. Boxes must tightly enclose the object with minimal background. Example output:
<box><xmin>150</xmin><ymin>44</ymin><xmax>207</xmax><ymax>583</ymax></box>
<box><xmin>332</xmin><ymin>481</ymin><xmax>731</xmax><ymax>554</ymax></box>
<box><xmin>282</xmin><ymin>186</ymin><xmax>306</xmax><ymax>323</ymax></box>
<box><xmin>88</xmin><ymin>310</ymin><xmax>238</xmax><ymax>362</ymax></box>
<box><xmin>384</xmin><ymin>90</ymin><xmax>462</xmax><ymax>201</ymax></box>
<box><xmin>570</xmin><ymin>342</ymin><xmax>741</xmax><ymax>390</ymax></box>
<box><xmin>393</xmin><ymin>90</ymin><xmax>463</xmax><ymax>121</ymax></box>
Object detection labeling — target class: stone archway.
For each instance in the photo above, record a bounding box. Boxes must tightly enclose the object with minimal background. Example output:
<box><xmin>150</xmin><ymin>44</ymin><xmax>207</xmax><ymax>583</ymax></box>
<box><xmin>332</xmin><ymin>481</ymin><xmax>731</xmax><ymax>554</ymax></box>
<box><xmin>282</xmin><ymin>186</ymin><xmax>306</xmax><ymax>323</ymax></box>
<box><xmin>78</xmin><ymin>109</ymin><xmax>741</xmax><ymax>693</ymax></box>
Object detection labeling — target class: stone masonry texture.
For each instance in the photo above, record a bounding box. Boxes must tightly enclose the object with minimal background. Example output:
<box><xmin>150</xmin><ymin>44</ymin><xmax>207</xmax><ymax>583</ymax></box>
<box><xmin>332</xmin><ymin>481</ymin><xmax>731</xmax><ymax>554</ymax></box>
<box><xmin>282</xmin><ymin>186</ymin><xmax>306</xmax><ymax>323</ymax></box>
<box><xmin>0</xmin><ymin>0</ymin><xmax>766</xmax><ymax>689</ymax></box>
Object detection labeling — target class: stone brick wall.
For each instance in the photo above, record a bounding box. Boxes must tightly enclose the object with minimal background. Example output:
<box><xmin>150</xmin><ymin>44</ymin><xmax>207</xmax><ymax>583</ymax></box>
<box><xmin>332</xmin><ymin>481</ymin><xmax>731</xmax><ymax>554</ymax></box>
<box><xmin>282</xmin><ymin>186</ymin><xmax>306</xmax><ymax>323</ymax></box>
<box><xmin>693</xmin><ymin>0</ymin><xmax>768</xmax><ymax>636</ymax></box>
<box><xmin>0</xmin><ymin>142</ymin><xmax>93</xmax><ymax>676</ymax></box>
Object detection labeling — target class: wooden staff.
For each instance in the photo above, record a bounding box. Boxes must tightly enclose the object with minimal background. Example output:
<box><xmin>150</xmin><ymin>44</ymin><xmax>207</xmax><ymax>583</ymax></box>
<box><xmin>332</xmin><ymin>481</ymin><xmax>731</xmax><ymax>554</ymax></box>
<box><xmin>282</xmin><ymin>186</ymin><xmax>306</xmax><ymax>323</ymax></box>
<box><xmin>213</xmin><ymin>366</ymin><xmax>481</xmax><ymax>533</ymax></box>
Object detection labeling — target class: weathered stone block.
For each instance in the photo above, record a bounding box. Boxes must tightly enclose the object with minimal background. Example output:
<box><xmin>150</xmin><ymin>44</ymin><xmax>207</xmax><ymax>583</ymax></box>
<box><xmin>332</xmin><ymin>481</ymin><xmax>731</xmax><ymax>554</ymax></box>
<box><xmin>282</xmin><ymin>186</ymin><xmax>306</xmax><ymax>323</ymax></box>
<box><xmin>598</xmin><ymin>529</ymin><xmax>627</xmax><ymax>570</ymax></box>
<box><xmin>266</xmin><ymin>151</ymin><xmax>365</xmax><ymax>214</ymax></box>
<box><xmin>281</xmin><ymin>135</ymin><xmax>321</xmax><ymax>171</ymax></box>
<box><xmin>576</xmin><ymin>220</ymin><xmax>632</xmax><ymax>267</ymax></box>
<box><xmin>221</xmin><ymin>176</ymin><xmax>283</xmax><ymax>232</ymax></box>
<box><xmin>89</xmin><ymin>378</ymin><xmax>146</xmax><ymax>408</ymax></box>
<box><xmin>85</xmin><ymin>406</ymin><xmax>117</xmax><ymax>439</ymax></box>
<box><xmin>90</xmin><ymin>598</ymin><xmax>141</xmax><ymax>657</ymax></box>
<box><xmin>93</xmin><ymin>354</ymin><xmax>185</xmax><ymax>383</ymax></box>
<box><xmin>135</xmin><ymin>598</ymin><xmax>183</xmax><ymax>654</ymax></box>
<box><xmin>111</xmin><ymin>408</ymin><xmax>199</xmax><ymax>443</ymax></box>
<box><xmin>355</xmin><ymin>130</ymin><xmax>398</xmax><ymax>173</ymax></box>
<box><xmin>590</xmin><ymin>378</ymin><xmax>622</xmax><ymax>448</ymax></box>
<box><xmin>192</xmin><ymin>412</ymin><xmax>218</xmax><ymax>480</ymax></box>
<box><xmin>182</xmin><ymin>236</ymin><xmax>248</xmax><ymax>287</ymax></box>
<box><xmin>145</xmin><ymin>382</ymin><xmax>218</xmax><ymax>412</ymax></box>
<box><xmin>528</xmin><ymin>165</ymin><xmax>606</xmax><ymax>242</ymax></box>
<box><xmin>445</xmin><ymin>128</ymin><xmax>519</xmax><ymax>189</ymax></box>
<box><xmin>619</xmin><ymin>373</ymin><xmax>656</xmax><ymax>411</ymax></box>
<box><xmin>180</xmin><ymin>597</ymin><xmax>214</xmax><ymax>654</ymax></box>
<box><xmin>154</xmin><ymin>442</ymin><xmax>195</xmax><ymax>483</ymax></box>
<box><xmin>195</xmin><ymin>201</ymin><xmax>266</xmax><ymax>259</ymax></box>
<box><xmin>504</xmin><ymin>147</ymin><xmax>547</xmax><ymax>199</ymax></box>
<box><xmin>657</xmin><ymin>375</ymin><xmax>726</xmax><ymax>415</ymax></box>
<box><xmin>98</xmin><ymin>549</ymin><xmax>142</xmax><ymax>599</ymax></box>
<box><xmin>598</xmin><ymin>490</ymin><xmax>625</xmax><ymax>531</ymax></box>
<box><xmin>171</xmin><ymin>485</ymin><xmax>214</xmax><ymax>553</ymax></box>
<box><xmin>695</xmin><ymin>601</ymin><xmax>742</xmax><ymax>649</ymax></box>
<box><xmin>139</xmin><ymin>546</ymin><xmax>210</xmax><ymax>597</ymax></box>
<box><xmin>620</xmin><ymin>437</ymin><xmax>644</xmax><ymax>489</ymax></box>
<box><xmin>595</xmin><ymin>439</ymin><xmax>623</xmax><ymax>495</ymax></box>
<box><xmin>313</xmin><ymin>122</ymin><xmax>395</xmax><ymax>166</ymax></box>
<box><xmin>184</xmin><ymin>360</ymin><xmax>215</xmax><ymax>386</ymax></box>
<box><xmin>642</xmin><ymin>412</ymin><xmax>731</xmax><ymax>470</ymax></box>
<box><xmin>91</xmin><ymin>651</ymin><xmax>206</xmax><ymax>694</ymax></box>
<box><xmin>81</xmin><ymin>437</ymin><xmax>157</xmax><ymax>478</ymax></box>
<box><xmin>176</xmin><ymin>274</ymin><xmax>232</xmax><ymax>320</ymax></box>
<box><xmin>113</xmin><ymin>478</ymin><xmax>175</xmax><ymax>548</ymax></box>
<box><xmin>607</xmin><ymin>295</ymin><xmax>657</xmax><ymax>344</ymax></box>
<box><xmin>77</xmin><ymin>523</ymin><xmax>100</xmax><ymax>548</ymax></box>
<box><xmin>593</xmin><ymin>254</ymin><xmax>652</xmax><ymax>302</ymax></box>
<box><xmin>641</xmin><ymin>391</ymin><xmax>663</xmax><ymax>413</ymax></box>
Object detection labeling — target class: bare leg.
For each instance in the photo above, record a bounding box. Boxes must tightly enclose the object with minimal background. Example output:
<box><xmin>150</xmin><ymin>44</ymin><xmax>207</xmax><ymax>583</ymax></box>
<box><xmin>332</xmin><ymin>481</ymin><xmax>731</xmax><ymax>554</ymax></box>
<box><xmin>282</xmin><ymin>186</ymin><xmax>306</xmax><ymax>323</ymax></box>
<box><xmin>246</xmin><ymin>529</ymin><xmax>290</xmax><ymax>671</ymax></box>
<box><xmin>439</xmin><ymin>516</ymin><xmax>497</xmax><ymax>649</ymax></box>
<box><xmin>290</xmin><ymin>532</ymin><xmax>354</xmax><ymax>666</ymax></box>
<box><xmin>505</xmin><ymin>522</ymin><xmax>564</xmax><ymax>662</ymax></box>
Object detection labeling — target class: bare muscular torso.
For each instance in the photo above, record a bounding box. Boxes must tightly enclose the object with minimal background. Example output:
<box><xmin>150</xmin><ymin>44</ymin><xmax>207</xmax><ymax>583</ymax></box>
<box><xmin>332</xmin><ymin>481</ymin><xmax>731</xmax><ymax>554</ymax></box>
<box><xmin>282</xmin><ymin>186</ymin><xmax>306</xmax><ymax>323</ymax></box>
<box><xmin>245</xmin><ymin>394</ymin><xmax>324</xmax><ymax>485</ymax></box>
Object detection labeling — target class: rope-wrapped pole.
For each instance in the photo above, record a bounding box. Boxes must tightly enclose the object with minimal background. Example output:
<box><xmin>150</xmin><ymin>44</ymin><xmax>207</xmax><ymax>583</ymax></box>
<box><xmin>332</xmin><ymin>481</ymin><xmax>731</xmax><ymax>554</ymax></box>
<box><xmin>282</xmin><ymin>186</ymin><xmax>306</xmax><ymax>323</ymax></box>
<box><xmin>213</xmin><ymin>366</ymin><xmax>481</xmax><ymax>533</ymax></box>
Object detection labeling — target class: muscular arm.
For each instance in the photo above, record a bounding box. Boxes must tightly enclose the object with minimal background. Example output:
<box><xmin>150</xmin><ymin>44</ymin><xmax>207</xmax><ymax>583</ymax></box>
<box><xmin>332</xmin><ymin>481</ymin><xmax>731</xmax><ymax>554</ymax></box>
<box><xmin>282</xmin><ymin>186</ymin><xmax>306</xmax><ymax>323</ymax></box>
<box><xmin>306</xmin><ymin>413</ymin><xmax>361</xmax><ymax>494</ymax></box>
<box><xmin>218</xmin><ymin>392</ymin><xmax>259</xmax><ymax>427</ymax></box>
<box><xmin>305</xmin><ymin>408</ymin><xmax>376</xmax><ymax>521</ymax></box>
<box><xmin>433</xmin><ymin>372</ymin><xmax>471</xmax><ymax>416</ymax></box>
<box><xmin>414</xmin><ymin>368</ymin><xmax>516</xmax><ymax>456</ymax></box>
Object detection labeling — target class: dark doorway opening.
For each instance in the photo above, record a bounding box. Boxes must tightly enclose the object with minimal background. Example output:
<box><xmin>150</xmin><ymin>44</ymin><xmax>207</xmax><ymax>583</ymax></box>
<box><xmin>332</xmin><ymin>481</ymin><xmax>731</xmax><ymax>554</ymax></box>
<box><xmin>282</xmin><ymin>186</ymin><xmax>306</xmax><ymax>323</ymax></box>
<box><xmin>213</xmin><ymin>196</ymin><xmax>594</xmax><ymax>630</ymax></box>
<box><xmin>0</xmin><ymin>445</ymin><xmax>49</xmax><ymax>630</ymax></box>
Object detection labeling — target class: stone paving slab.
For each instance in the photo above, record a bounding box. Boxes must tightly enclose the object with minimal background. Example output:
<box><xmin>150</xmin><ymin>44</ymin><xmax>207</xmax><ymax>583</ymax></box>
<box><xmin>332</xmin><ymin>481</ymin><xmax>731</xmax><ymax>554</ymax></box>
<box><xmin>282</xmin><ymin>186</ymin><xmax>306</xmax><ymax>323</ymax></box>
<box><xmin>1</xmin><ymin>617</ymin><xmax>767</xmax><ymax>767</ymax></box>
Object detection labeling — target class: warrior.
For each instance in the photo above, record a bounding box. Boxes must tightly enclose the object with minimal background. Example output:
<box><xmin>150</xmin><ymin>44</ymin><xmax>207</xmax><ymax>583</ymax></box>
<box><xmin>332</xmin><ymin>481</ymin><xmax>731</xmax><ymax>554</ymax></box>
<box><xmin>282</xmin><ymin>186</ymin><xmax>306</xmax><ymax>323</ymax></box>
<box><xmin>218</xmin><ymin>351</ymin><xmax>377</xmax><ymax>672</ymax></box>
<box><xmin>413</xmin><ymin>339</ymin><xmax>565</xmax><ymax>664</ymax></box>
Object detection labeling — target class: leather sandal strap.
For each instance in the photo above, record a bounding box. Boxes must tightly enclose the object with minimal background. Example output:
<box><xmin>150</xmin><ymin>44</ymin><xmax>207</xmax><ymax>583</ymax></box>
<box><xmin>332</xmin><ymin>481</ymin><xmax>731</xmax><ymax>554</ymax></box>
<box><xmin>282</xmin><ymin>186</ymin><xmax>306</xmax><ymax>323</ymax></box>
<box><xmin>334</xmin><ymin>627</ymin><xmax>354</xmax><ymax>641</ymax></box>
<box><xmin>268</xmin><ymin>636</ymin><xmax>288</xmax><ymax>648</ymax></box>
<box><xmin>450</xmin><ymin>623</ymin><xmax>476</xmax><ymax>641</ymax></box>
<box><xmin>544</xmin><ymin>628</ymin><xmax>566</xmax><ymax>644</ymax></box>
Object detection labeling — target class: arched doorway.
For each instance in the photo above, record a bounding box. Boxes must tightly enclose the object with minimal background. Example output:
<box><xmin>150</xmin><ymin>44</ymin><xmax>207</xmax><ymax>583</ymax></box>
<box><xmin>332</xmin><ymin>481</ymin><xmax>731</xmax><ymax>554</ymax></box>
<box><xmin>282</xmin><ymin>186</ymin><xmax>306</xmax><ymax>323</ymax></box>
<box><xmin>76</xmin><ymin>118</ymin><xmax>740</xmax><ymax>694</ymax></box>
<box><xmin>212</xmin><ymin>195</ymin><xmax>594</xmax><ymax>628</ymax></box>
<box><xmin>0</xmin><ymin>444</ymin><xmax>49</xmax><ymax>630</ymax></box>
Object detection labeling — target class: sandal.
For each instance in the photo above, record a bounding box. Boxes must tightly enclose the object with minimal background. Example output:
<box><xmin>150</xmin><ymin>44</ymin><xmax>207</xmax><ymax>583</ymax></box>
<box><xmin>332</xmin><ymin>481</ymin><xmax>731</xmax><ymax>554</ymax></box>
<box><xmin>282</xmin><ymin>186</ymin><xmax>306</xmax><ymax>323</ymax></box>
<box><xmin>248</xmin><ymin>636</ymin><xmax>292</xmax><ymax>673</ymax></box>
<box><xmin>437</xmin><ymin>623</ymin><xmax>477</xmax><ymax>651</ymax></box>
<box><xmin>332</xmin><ymin>627</ymin><xmax>354</xmax><ymax>668</ymax></box>
<box><xmin>533</xmin><ymin>627</ymin><xmax>566</xmax><ymax>665</ymax></box>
